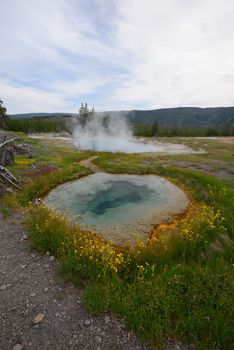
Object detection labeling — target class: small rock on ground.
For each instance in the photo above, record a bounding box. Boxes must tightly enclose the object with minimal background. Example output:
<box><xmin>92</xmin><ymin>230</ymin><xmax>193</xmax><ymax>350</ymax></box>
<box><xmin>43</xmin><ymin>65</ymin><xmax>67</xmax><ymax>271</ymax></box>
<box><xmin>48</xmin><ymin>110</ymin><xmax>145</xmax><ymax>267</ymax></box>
<box><xmin>12</xmin><ymin>344</ymin><xmax>23</xmax><ymax>350</ymax></box>
<box><xmin>33</xmin><ymin>313</ymin><xmax>45</xmax><ymax>325</ymax></box>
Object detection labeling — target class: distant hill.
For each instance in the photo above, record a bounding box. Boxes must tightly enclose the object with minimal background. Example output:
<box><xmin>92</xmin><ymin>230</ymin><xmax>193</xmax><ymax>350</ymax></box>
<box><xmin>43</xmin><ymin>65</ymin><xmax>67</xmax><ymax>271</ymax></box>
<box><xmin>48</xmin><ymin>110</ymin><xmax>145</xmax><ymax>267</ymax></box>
<box><xmin>10</xmin><ymin>107</ymin><xmax>234</xmax><ymax>129</ymax></box>
<box><xmin>124</xmin><ymin>107</ymin><xmax>234</xmax><ymax>129</ymax></box>
<box><xmin>10</xmin><ymin>112</ymin><xmax>73</xmax><ymax>120</ymax></box>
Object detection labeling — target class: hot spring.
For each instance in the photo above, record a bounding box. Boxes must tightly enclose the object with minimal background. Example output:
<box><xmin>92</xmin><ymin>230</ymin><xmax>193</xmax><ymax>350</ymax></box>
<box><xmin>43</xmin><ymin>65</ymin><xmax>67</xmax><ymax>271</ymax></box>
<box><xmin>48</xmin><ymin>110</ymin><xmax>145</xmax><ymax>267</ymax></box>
<box><xmin>72</xmin><ymin>112</ymin><xmax>205</xmax><ymax>154</ymax></box>
<box><xmin>44</xmin><ymin>173</ymin><xmax>188</xmax><ymax>245</ymax></box>
<box><xmin>73</xmin><ymin>135</ymin><xmax>202</xmax><ymax>153</ymax></box>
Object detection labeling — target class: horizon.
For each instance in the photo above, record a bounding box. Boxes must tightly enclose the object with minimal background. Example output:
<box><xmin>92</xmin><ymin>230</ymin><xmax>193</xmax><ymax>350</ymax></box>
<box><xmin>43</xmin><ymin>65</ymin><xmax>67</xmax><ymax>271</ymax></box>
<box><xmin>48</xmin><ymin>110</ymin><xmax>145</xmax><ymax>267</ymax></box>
<box><xmin>9</xmin><ymin>105</ymin><xmax>234</xmax><ymax>116</ymax></box>
<box><xmin>1</xmin><ymin>0</ymin><xmax>234</xmax><ymax>114</ymax></box>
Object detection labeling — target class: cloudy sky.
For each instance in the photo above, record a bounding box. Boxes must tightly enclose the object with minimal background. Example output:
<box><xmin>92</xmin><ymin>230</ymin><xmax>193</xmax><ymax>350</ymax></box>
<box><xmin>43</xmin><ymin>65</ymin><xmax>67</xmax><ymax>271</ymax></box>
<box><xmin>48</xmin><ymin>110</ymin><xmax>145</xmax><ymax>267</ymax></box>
<box><xmin>1</xmin><ymin>0</ymin><xmax>234</xmax><ymax>113</ymax></box>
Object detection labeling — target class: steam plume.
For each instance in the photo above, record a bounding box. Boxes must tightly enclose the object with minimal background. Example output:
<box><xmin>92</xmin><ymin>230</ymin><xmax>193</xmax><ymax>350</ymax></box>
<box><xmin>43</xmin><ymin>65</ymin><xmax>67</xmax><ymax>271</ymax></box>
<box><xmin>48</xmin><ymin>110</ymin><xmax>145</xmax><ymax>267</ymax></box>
<box><xmin>72</xmin><ymin>112</ymin><xmax>157</xmax><ymax>153</ymax></box>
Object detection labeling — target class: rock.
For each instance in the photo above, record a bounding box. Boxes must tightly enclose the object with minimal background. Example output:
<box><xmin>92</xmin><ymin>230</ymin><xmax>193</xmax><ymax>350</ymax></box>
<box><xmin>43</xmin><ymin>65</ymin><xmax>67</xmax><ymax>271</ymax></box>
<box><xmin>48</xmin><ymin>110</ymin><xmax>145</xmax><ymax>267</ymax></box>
<box><xmin>206</xmin><ymin>240</ymin><xmax>224</xmax><ymax>258</ymax></box>
<box><xmin>95</xmin><ymin>336</ymin><xmax>102</xmax><ymax>344</ymax></box>
<box><xmin>44</xmin><ymin>264</ymin><xmax>50</xmax><ymax>270</ymax></box>
<box><xmin>30</xmin><ymin>292</ymin><xmax>36</xmax><ymax>297</ymax></box>
<box><xmin>49</xmin><ymin>256</ymin><xmax>55</xmax><ymax>262</ymax></box>
<box><xmin>12</xmin><ymin>344</ymin><xmax>23</xmax><ymax>350</ymax></box>
<box><xmin>46</xmin><ymin>251</ymin><xmax>50</xmax><ymax>256</ymax></box>
<box><xmin>21</xmin><ymin>264</ymin><xmax>27</xmax><ymax>269</ymax></box>
<box><xmin>0</xmin><ymin>284</ymin><xmax>7</xmax><ymax>291</ymax></box>
<box><xmin>34</xmin><ymin>198</ymin><xmax>42</xmax><ymax>206</ymax></box>
<box><xmin>44</xmin><ymin>287</ymin><xmax>48</xmax><ymax>292</ymax></box>
<box><xmin>23</xmin><ymin>309</ymin><xmax>30</xmax><ymax>316</ymax></box>
<box><xmin>33</xmin><ymin>313</ymin><xmax>45</xmax><ymax>325</ymax></box>
<box><xmin>221</xmin><ymin>233</ymin><xmax>233</xmax><ymax>245</ymax></box>
<box><xmin>83</xmin><ymin>319</ymin><xmax>91</xmax><ymax>326</ymax></box>
<box><xmin>104</xmin><ymin>315</ymin><xmax>110</xmax><ymax>324</ymax></box>
<box><xmin>22</xmin><ymin>234</ymin><xmax>28</xmax><ymax>240</ymax></box>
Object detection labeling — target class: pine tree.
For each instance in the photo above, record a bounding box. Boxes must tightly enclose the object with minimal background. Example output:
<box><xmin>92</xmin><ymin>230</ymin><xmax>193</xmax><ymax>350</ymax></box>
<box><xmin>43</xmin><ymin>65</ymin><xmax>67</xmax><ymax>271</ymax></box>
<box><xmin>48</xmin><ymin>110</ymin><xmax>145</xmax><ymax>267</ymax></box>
<box><xmin>0</xmin><ymin>99</ymin><xmax>8</xmax><ymax>129</ymax></box>
<box><xmin>151</xmin><ymin>121</ymin><xmax>158</xmax><ymax>136</ymax></box>
<box><xmin>78</xmin><ymin>102</ymin><xmax>94</xmax><ymax>127</ymax></box>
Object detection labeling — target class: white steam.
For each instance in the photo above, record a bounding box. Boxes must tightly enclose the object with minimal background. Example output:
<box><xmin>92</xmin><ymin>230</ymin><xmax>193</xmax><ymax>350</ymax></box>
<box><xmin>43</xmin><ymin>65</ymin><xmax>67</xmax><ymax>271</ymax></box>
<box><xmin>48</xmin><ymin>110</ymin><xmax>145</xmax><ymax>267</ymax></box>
<box><xmin>72</xmin><ymin>112</ymin><xmax>157</xmax><ymax>153</ymax></box>
<box><xmin>72</xmin><ymin>112</ymin><xmax>204</xmax><ymax>154</ymax></box>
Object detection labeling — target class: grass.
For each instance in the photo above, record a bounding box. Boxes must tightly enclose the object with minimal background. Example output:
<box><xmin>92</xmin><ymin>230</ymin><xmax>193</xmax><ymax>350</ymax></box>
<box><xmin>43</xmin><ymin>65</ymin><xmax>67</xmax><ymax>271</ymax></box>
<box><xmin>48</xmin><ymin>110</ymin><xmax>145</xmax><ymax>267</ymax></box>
<box><xmin>1</xmin><ymin>135</ymin><xmax>234</xmax><ymax>349</ymax></box>
<box><xmin>1</xmin><ymin>192</ymin><xmax>20</xmax><ymax>216</ymax></box>
<box><xmin>25</xmin><ymin>159</ymin><xmax>234</xmax><ymax>349</ymax></box>
<box><xmin>18</xmin><ymin>163</ymin><xmax>90</xmax><ymax>205</ymax></box>
<box><xmin>84</xmin><ymin>259</ymin><xmax>233</xmax><ymax>350</ymax></box>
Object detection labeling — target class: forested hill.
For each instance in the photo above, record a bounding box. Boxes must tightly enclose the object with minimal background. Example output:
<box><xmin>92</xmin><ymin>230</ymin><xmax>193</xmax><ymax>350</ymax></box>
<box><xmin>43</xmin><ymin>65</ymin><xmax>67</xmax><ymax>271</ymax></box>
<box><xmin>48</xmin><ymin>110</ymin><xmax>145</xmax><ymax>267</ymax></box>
<box><xmin>10</xmin><ymin>106</ymin><xmax>234</xmax><ymax>128</ymax></box>
<box><xmin>10</xmin><ymin>112</ymin><xmax>72</xmax><ymax>120</ymax></box>
<box><xmin>124</xmin><ymin>107</ymin><xmax>234</xmax><ymax>128</ymax></box>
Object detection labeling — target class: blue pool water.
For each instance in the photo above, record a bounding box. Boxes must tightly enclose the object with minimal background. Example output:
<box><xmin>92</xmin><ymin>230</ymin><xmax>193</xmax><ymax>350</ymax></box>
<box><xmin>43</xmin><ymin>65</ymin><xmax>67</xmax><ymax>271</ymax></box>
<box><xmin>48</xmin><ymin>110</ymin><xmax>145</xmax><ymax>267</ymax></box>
<box><xmin>44</xmin><ymin>173</ymin><xmax>188</xmax><ymax>245</ymax></box>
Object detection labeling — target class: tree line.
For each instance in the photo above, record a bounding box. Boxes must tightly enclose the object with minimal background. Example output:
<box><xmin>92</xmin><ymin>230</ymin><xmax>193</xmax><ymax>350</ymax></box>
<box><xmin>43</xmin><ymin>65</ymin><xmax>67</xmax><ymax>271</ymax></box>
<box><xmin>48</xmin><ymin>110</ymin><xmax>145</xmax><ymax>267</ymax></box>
<box><xmin>5</xmin><ymin>118</ymin><xmax>67</xmax><ymax>133</ymax></box>
<box><xmin>1</xmin><ymin>99</ymin><xmax>234</xmax><ymax>136</ymax></box>
<box><xmin>133</xmin><ymin>123</ymin><xmax>234</xmax><ymax>137</ymax></box>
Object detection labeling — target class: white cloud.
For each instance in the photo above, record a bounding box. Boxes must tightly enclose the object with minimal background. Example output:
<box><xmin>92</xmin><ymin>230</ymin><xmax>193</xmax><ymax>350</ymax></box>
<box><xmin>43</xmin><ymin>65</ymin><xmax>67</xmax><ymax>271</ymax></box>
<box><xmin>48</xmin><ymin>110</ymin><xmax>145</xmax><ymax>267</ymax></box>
<box><xmin>47</xmin><ymin>77</ymin><xmax>110</xmax><ymax>97</ymax></box>
<box><xmin>0</xmin><ymin>80</ymin><xmax>66</xmax><ymax>113</ymax></box>
<box><xmin>0</xmin><ymin>0</ymin><xmax>234</xmax><ymax>112</ymax></box>
<box><xmin>109</xmin><ymin>0</ymin><xmax>234</xmax><ymax>108</ymax></box>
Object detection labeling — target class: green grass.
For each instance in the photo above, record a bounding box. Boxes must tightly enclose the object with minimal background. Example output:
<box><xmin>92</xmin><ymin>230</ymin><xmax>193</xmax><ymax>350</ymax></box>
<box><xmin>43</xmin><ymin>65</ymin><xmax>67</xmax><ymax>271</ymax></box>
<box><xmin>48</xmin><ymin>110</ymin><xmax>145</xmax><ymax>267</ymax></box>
<box><xmin>2</xmin><ymin>135</ymin><xmax>234</xmax><ymax>349</ymax></box>
<box><xmin>18</xmin><ymin>163</ymin><xmax>90</xmax><ymax>205</ymax></box>
<box><xmin>83</xmin><ymin>259</ymin><xmax>233</xmax><ymax>350</ymax></box>
<box><xmin>25</xmin><ymin>159</ymin><xmax>234</xmax><ymax>349</ymax></box>
<box><xmin>1</xmin><ymin>192</ymin><xmax>21</xmax><ymax>216</ymax></box>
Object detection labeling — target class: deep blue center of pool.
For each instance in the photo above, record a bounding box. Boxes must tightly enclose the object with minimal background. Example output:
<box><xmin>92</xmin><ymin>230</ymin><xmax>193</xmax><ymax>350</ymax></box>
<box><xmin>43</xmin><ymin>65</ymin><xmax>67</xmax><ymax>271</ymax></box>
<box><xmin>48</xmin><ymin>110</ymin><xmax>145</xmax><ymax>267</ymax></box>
<box><xmin>80</xmin><ymin>180</ymin><xmax>153</xmax><ymax>215</ymax></box>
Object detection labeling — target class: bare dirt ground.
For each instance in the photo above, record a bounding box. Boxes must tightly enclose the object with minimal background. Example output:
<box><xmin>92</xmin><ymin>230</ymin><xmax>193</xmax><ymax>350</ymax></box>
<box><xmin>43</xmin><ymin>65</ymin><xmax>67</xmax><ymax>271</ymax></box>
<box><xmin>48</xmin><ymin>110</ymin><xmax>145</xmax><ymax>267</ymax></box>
<box><xmin>197</xmin><ymin>136</ymin><xmax>234</xmax><ymax>144</ymax></box>
<box><xmin>165</xmin><ymin>160</ymin><xmax>234</xmax><ymax>181</ymax></box>
<box><xmin>79</xmin><ymin>156</ymin><xmax>100</xmax><ymax>173</ymax></box>
<box><xmin>0</xmin><ymin>211</ymin><xmax>148</xmax><ymax>350</ymax></box>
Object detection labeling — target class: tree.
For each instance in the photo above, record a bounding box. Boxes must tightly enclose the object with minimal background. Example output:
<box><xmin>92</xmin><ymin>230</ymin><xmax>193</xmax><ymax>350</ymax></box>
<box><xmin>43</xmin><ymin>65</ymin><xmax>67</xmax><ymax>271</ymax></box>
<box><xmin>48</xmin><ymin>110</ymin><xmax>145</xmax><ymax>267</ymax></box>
<box><xmin>78</xmin><ymin>102</ymin><xmax>95</xmax><ymax>127</ymax></box>
<box><xmin>0</xmin><ymin>99</ymin><xmax>8</xmax><ymax>129</ymax></box>
<box><xmin>151</xmin><ymin>121</ymin><xmax>158</xmax><ymax>136</ymax></box>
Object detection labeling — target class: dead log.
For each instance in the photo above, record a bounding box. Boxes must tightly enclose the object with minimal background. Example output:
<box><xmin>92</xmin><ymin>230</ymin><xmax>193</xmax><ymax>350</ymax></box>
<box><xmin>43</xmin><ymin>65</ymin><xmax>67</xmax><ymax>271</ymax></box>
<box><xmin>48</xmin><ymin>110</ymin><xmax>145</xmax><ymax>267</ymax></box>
<box><xmin>13</xmin><ymin>143</ymin><xmax>32</xmax><ymax>155</ymax></box>
<box><xmin>0</xmin><ymin>165</ymin><xmax>22</xmax><ymax>189</ymax></box>
<box><xmin>0</xmin><ymin>137</ymin><xmax>17</xmax><ymax>149</ymax></box>
<box><xmin>0</xmin><ymin>148</ymin><xmax>14</xmax><ymax>166</ymax></box>
<box><xmin>0</xmin><ymin>136</ymin><xmax>21</xmax><ymax>189</ymax></box>
<box><xmin>0</xmin><ymin>137</ymin><xmax>15</xmax><ymax>167</ymax></box>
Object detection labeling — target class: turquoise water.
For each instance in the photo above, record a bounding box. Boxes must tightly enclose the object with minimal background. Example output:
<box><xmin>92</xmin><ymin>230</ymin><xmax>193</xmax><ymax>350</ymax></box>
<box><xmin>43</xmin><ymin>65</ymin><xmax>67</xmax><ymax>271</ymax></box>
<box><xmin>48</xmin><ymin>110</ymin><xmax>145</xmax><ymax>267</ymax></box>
<box><xmin>73</xmin><ymin>180</ymin><xmax>153</xmax><ymax>216</ymax></box>
<box><xmin>44</xmin><ymin>173</ymin><xmax>188</xmax><ymax>245</ymax></box>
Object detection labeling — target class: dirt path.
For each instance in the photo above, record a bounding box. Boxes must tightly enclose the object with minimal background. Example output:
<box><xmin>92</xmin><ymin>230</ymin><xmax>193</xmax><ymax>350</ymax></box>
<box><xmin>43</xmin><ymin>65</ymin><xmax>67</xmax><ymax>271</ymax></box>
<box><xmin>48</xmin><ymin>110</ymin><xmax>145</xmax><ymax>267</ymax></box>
<box><xmin>0</xmin><ymin>212</ymin><xmax>148</xmax><ymax>350</ymax></box>
<box><xmin>79</xmin><ymin>156</ymin><xmax>100</xmax><ymax>173</ymax></box>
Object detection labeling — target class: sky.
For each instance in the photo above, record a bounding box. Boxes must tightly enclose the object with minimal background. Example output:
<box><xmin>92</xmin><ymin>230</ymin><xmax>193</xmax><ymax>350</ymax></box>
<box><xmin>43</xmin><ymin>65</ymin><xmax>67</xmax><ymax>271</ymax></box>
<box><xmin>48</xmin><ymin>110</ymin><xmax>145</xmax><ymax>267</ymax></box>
<box><xmin>1</xmin><ymin>0</ymin><xmax>234</xmax><ymax>114</ymax></box>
